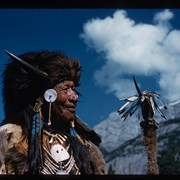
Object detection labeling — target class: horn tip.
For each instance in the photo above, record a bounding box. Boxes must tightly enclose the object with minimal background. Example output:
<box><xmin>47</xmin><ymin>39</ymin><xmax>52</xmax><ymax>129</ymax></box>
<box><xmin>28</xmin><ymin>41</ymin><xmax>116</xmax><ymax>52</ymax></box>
<box><xmin>4</xmin><ymin>50</ymin><xmax>11</xmax><ymax>56</ymax></box>
<box><xmin>4</xmin><ymin>49</ymin><xmax>9</xmax><ymax>53</ymax></box>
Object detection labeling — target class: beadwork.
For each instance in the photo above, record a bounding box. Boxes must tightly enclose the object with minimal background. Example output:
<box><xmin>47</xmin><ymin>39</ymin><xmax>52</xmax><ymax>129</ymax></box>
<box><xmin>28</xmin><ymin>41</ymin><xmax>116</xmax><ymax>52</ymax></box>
<box><xmin>41</xmin><ymin>130</ymin><xmax>80</xmax><ymax>175</ymax></box>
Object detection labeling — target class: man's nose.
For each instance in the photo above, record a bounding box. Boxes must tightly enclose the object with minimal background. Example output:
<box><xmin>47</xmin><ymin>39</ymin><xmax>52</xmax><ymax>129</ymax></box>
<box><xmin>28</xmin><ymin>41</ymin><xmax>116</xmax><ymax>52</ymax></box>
<box><xmin>67</xmin><ymin>88</ymin><xmax>78</xmax><ymax>101</ymax></box>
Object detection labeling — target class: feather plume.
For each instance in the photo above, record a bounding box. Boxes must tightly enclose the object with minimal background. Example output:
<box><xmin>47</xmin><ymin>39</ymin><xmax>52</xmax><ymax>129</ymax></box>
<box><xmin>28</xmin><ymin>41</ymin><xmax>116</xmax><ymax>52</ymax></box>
<box><xmin>118</xmin><ymin>76</ymin><xmax>167</xmax><ymax>121</ymax></box>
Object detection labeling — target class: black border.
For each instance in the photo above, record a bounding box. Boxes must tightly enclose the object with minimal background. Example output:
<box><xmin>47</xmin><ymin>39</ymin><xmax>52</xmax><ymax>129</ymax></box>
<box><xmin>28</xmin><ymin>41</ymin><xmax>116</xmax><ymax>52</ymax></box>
<box><xmin>0</xmin><ymin>0</ymin><xmax>180</xmax><ymax>179</ymax></box>
<box><xmin>0</xmin><ymin>0</ymin><xmax>180</xmax><ymax>9</ymax></box>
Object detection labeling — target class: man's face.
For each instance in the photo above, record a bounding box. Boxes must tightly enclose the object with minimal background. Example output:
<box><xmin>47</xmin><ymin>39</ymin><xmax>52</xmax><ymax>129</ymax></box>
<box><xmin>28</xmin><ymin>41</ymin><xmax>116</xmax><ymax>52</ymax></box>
<box><xmin>53</xmin><ymin>80</ymin><xmax>79</xmax><ymax>122</ymax></box>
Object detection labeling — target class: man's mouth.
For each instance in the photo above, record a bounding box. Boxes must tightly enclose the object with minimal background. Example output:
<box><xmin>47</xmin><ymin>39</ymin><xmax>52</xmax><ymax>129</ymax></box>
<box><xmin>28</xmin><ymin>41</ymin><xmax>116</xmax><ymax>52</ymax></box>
<box><xmin>67</xmin><ymin>107</ymin><xmax>76</xmax><ymax>112</ymax></box>
<box><xmin>64</xmin><ymin>106</ymin><xmax>76</xmax><ymax>113</ymax></box>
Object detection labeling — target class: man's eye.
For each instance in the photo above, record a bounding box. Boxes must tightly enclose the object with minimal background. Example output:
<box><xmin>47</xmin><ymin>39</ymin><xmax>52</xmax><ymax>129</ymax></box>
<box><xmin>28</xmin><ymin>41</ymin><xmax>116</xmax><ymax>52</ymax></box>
<box><xmin>72</xmin><ymin>88</ymin><xmax>76</xmax><ymax>91</ymax></box>
<box><xmin>73</xmin><ymin>89</ymin><xmax>78</xmax><ymax>94</ymax></box>
<box><xmin>62</xmin><ymin>88</ymin><xmax>68</xmax><ymax>91</ymax></box>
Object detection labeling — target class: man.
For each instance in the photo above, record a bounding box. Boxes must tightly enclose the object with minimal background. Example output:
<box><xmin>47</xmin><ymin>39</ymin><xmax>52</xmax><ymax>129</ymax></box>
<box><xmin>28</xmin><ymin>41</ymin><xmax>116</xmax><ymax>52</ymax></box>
<box><xmin>0</xmin><ymin>50</ymin><xmax>106</xmax><ymax>175</ymax></box>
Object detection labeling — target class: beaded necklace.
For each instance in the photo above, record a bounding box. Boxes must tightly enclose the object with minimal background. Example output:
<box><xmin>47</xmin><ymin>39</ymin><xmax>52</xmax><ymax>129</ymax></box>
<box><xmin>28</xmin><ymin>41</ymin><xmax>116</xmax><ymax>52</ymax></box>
<box><xmin>41</xmin><ymin>130</ymin><xmax>80</xmax><ymax>175</ymax></box>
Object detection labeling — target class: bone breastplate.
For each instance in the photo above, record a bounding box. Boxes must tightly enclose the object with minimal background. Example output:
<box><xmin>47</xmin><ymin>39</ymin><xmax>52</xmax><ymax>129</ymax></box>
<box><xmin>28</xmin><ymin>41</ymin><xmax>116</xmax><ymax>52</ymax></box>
<box><xmin>41</xmin><ymin>130</ymin><xmax>80</xmax><ymax>175</ymax></box>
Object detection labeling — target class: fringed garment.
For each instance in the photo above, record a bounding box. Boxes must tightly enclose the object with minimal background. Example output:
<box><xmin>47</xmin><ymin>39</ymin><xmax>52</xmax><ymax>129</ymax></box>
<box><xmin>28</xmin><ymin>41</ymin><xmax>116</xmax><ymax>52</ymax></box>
<box><xmin>0</xmin><ymin>123</ymin><xmax>106</xmax><ymax>175</ymax></box>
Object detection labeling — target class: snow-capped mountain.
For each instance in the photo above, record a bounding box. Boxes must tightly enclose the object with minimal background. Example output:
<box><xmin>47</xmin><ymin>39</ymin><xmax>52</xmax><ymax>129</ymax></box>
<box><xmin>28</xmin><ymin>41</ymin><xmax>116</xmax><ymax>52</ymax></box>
<box><xmin>93</xmin><ymin>100</ymin><xmax>180</xmax><ymax>174</ymax></box>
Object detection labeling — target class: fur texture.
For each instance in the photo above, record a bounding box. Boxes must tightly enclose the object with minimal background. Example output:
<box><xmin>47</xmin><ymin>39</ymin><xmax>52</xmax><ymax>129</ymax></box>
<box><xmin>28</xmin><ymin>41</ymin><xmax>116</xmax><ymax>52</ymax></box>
<box><xmin>0</xmin><ymin>124</ymin><xmax>106</xmax><ymax>174</ymax></box>
<box><xmin>0</xmin><ymin>124</ymin><xmax>26</xmax><ymax>174</ymax></box>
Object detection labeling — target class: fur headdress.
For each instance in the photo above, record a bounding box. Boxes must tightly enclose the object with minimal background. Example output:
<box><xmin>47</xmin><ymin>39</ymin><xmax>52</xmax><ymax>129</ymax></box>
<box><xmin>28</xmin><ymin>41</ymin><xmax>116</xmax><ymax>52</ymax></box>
<box><xmin>2</xmin><ymin>50</ymin><xmax>81</xmax><ymax>120</ymax></box>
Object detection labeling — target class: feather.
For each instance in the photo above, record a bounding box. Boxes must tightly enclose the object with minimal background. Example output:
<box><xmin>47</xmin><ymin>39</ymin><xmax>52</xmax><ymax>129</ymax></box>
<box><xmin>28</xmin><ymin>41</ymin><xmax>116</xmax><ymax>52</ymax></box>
<box><xmin>121</xmin><ymin>100</ymin><xmax>140</xmax><ymax>120</ymax></box>
<box><xmin>149</xmin><ymin>91</ymin><xmax>161</xmax><ymax>97</ymax></box>
<box><xmin>149</xmin><ymin>91</ymin><xmax>167</xmax><ymax>109</ymax></box>
<box><xmin>118</xmin><ymin>101</ymin><xmax>131</xmax><ymax>114</ymax></box>
<box><xmin>129</xmin><ymin>102</ymin><xmax>140</xmax><ymax>116</ymax></box>
<box><xmin>149</xmin><ymin>96</ymin><xmax>156</xmax><ymax>115</ymax></box>
<box><xmin>118</xmin><ymin>75</ymin><xmax>167</xmax><ymax>122</ymax></box>
<box><xmin>118</xmin><ymin>95</ymin><xmax>139</xmax><ymax>114</ymax></box>
<box><xmin>153</xmin><ymin>98</ymin><xmax>167</xmax><ymax>120</ymax></box>
<box><xmin>126</xmin><ymin>95</ymin><xmax>139</xmax><ymax>102</ymax></box>
<box><xmin>155</xmin><ymin>96</ymin><xmax>167</xmax><ymax>109</ymax></box>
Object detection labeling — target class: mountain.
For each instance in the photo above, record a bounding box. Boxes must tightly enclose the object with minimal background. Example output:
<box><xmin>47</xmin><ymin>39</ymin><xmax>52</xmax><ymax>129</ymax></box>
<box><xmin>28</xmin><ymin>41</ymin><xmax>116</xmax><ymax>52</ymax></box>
<box><xmin>93</xmin><ymin>100</ymin><xmax>180</xmax><ymax>174</ymax></box>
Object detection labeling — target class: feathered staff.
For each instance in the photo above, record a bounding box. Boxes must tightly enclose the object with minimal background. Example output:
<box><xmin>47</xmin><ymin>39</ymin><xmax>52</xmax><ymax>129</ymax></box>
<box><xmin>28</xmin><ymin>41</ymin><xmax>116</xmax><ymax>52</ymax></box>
<box><xmin>118</xmin><ymin>75</ymin><xmax>167</xmax><ymax>175</ymax></box>
<box><xmin>118</xmin><ymin>75</ymin><xmax>167</xmax><ymax>127</ymax></box>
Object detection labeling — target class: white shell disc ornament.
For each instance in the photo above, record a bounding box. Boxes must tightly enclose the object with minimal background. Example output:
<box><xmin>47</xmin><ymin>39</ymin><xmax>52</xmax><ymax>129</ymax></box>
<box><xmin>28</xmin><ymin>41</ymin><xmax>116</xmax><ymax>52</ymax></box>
<box><xmin>44</xmin><ymin>89</ymin><xmax>57</xmax><ymax>102</ymax></box>
<box><xmin>50</xmin><ymin>144</ymin><xmax>70</xmax><ymax>162</ymax></box>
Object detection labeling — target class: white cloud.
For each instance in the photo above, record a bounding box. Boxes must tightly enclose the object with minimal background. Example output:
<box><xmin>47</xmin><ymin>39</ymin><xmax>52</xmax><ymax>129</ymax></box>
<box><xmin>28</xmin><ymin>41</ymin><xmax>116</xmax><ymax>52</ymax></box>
<box><xmin>80</xmin><ymin>9</ymin><xmax>180</xmax><ymax>103</ymax></box>
<box><xmin>153</xmin><ymin>9</ymin><xmax>174</xmax><ymax>24</ymax></box>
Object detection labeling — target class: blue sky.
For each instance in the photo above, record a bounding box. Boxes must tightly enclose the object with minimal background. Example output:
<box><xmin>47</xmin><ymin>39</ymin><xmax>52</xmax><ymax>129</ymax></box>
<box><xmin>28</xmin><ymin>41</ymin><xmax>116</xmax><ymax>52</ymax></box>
<box><xmin>0</xmin><ymin>9</ymin><xmax>180</xmax><ymax>128</ymax></box>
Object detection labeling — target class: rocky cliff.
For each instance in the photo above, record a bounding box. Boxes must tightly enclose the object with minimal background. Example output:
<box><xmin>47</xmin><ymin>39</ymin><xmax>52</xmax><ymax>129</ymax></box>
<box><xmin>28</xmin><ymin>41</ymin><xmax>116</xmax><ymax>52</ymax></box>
<box><xmin>94</xmin><ymin>100</ymin><xmax>180</xmax><ymax>174</ymax></box>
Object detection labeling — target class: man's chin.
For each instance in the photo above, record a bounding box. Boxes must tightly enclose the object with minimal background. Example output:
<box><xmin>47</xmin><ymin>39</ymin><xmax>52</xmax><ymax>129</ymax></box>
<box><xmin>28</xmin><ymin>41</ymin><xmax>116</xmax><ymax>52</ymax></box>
<box><xmin>64</xmin><ymin>110</ymin><xmax>76</xmax><ymax>120</ymax></box>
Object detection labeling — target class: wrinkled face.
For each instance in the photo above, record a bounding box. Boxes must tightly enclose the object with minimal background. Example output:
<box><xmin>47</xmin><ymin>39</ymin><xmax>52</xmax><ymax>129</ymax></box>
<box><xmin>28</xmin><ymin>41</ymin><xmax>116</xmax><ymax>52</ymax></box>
<box><xmin>53</xmin><ymin>80</ymin><xmax>79</xmax><ymax>123</ymax></box>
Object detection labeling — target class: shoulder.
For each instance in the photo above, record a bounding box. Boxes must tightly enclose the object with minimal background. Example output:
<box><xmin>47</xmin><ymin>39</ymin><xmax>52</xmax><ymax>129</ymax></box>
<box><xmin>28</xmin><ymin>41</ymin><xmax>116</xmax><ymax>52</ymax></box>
<box><xmin>77</xmin><ymin>134</ymin><xmax>104</xmax><ymax>157</ymax></box>
<box><xmin>0</xmin><ymin>123</ymin><xmax>23</xmax><ymax>148</ymax></box>
<box><xmin>0</xmin><ymin>123</ymin><xmax>22</xmax><ymax>132</ymax></box>
<box><xmin>0</xmin><ymin>124</ymin><xmax>27</xmax><ymax>174</ymax></box>
<box><xmin>77</xmin><ymin>134</ymin><xmax>106</xmax><ymax>174</ymax></box>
